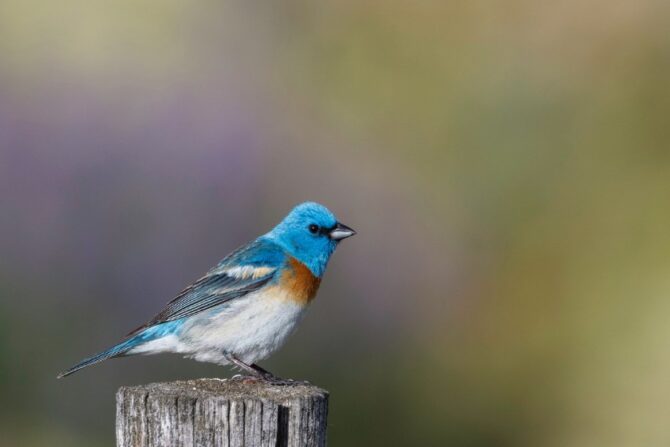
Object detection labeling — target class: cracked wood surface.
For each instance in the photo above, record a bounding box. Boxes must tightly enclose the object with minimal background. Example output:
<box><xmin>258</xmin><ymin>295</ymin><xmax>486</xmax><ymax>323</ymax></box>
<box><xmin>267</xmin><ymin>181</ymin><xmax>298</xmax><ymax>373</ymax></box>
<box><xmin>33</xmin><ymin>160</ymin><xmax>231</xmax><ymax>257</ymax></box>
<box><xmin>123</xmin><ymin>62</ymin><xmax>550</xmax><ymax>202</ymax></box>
<box><xmin>116</xmin><ymin>378</ymin><xmax>328</xmax><ymax>447</ymax></box>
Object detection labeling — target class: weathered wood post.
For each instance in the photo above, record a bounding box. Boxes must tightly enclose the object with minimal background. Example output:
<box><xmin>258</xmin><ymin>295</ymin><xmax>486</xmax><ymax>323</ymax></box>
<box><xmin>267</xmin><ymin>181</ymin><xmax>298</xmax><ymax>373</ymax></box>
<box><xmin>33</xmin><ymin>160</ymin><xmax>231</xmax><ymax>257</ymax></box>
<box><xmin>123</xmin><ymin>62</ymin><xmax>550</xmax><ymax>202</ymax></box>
<box><xmin>116</xmin><ymin>378</ymin><xmax>328</xmax><ymax>447</ymax></box>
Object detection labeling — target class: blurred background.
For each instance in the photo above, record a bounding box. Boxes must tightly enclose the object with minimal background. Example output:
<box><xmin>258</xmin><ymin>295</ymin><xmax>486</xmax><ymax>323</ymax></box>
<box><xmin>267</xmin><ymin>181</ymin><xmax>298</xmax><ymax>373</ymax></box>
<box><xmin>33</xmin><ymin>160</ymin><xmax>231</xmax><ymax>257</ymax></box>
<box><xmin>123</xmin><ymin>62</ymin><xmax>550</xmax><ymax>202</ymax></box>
<box><xmin>1</xmin><ymin>0</ymin><xmax>670</xmax><ymax>445</ymax></box>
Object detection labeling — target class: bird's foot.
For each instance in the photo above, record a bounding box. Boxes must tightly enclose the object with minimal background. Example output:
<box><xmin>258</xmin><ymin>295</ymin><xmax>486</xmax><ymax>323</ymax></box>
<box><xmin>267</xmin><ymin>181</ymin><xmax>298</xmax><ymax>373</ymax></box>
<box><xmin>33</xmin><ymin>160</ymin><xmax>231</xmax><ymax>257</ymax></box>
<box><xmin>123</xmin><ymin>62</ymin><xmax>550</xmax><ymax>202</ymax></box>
<box><xmin>230</xmin><ymin>373</ymin><xmax>309</xmax><ymax>386</ymax></box>
<box><xmin>230</xmin><ymin>374</ymin><xmax>265</xmax><ymax>385</ymax></box>
<box><xmin>259</xmin><ymin>373</ymin><xmax>310</xmax><ymax>386</ymax></box>
<box><xmin>225</xmin><ymin>355</ymin><xmax>309</xmax><ymax>386</ymax></box>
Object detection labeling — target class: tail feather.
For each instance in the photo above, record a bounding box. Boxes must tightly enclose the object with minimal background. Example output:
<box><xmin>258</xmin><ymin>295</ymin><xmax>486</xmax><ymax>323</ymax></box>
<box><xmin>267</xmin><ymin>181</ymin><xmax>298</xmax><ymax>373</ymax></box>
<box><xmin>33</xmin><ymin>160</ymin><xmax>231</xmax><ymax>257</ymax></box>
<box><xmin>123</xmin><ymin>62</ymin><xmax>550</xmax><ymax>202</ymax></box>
<box><xmin>57</xmin><ymin>338</ymin><xmax>138</xmax><ymax>378</ymax></box>
<box><xmin>57</xmin><ymin>321</ymin><xmax>183</xmax><ymax>378</ymax></box>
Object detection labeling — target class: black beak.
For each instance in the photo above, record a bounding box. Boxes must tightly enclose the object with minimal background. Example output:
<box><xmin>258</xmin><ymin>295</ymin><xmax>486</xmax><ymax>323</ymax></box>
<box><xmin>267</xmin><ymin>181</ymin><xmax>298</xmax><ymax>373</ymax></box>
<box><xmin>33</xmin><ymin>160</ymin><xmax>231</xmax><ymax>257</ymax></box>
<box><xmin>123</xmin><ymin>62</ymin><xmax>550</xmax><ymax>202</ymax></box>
<box><xmin>329</xmin><ymin>222</ymin><xmax>356</xmax><ymax>241</ymax></box>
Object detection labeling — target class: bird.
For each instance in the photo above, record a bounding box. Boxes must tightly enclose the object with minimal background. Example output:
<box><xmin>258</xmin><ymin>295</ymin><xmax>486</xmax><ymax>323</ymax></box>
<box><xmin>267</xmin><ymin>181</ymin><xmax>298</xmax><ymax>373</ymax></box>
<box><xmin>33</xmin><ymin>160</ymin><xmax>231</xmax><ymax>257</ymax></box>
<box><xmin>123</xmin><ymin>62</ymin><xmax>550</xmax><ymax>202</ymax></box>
<box><xmin>57</xmin><ymin>202</ymin><xmax>356</xmax><ymax>382</ymax></box>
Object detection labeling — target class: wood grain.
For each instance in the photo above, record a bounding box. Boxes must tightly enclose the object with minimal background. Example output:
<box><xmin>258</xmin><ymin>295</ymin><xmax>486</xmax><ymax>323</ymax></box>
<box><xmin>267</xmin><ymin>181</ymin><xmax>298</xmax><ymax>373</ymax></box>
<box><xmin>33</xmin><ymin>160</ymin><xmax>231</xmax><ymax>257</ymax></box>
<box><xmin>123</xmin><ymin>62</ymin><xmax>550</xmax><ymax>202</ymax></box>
<box><xmin>116</xmin><ymin>378</ymin><xmax>328</xmax><ymax>447</ymax></box>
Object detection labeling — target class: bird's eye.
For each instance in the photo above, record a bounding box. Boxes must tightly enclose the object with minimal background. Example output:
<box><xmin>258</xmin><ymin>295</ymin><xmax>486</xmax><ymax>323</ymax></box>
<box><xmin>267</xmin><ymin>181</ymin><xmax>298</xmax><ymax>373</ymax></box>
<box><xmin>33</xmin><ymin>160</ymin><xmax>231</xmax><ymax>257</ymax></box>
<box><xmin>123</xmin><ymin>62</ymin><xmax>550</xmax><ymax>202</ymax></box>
<box><xmin>308</xmin><ymin>224</ymin><xmax>319</xmax><ymax>234</ymax></box>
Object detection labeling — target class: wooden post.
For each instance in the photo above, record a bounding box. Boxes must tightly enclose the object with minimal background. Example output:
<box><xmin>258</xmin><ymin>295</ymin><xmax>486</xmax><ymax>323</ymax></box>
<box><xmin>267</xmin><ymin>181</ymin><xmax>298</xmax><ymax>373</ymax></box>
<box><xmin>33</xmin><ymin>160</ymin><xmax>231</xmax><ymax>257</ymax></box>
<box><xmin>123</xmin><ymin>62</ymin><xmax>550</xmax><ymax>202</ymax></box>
<box><xmin>116</xmin><ymin>378</ymin><xmax>328</xmax><ymax>447</ymax></box>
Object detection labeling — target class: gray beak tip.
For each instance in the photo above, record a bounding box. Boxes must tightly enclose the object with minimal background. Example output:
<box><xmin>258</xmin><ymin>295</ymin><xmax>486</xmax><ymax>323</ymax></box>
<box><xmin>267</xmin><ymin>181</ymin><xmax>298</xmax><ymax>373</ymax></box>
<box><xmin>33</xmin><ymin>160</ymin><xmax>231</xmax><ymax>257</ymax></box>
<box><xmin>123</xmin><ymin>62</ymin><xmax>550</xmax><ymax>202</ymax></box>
<box><xmin>329</xmin><ymin>223</ymin><xmax>356</xmax><ymax>241</ymax></box>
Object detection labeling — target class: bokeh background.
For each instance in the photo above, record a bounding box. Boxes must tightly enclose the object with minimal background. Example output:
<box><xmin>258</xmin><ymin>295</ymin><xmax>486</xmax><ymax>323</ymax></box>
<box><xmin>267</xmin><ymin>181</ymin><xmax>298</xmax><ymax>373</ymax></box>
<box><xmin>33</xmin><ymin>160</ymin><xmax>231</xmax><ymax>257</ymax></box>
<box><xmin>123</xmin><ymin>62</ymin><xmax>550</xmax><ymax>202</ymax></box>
<box><xmin>1</xmin><ymin>0</ymin><xmax>670</xmax><ymax>445</ymax></box>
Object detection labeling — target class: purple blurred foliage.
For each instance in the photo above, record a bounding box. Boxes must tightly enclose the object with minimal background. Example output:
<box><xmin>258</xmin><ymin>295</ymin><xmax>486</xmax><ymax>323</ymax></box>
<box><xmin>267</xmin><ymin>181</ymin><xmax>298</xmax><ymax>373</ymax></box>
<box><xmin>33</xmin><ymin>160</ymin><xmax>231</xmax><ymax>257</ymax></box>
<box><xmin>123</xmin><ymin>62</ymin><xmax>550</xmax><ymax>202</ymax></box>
<box><xmin>0</xmin><ymin>79</ymin><xmax>268</xmax><ymax>317</ymax></box>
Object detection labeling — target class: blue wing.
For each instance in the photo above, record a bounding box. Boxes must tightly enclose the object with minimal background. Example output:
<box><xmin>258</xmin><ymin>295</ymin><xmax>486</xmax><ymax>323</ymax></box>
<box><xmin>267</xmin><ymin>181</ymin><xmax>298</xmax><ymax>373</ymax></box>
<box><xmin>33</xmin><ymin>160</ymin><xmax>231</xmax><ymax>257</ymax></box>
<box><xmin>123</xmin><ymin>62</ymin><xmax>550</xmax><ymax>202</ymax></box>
<box><xmin>128</xmin><ymin>236</ymin><xmax>286</xmax><ymax>334</ymax></box>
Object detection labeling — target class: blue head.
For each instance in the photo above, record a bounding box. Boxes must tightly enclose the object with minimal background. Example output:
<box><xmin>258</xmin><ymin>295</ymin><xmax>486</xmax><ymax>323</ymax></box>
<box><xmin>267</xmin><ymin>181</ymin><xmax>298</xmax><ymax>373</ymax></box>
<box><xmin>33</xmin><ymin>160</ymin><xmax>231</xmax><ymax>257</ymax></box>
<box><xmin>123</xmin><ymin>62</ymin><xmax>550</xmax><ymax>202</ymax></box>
<box><xmin>266</xmin><ymin>202</ymin><xmax>356</xmax><ymax>277</ymax></box>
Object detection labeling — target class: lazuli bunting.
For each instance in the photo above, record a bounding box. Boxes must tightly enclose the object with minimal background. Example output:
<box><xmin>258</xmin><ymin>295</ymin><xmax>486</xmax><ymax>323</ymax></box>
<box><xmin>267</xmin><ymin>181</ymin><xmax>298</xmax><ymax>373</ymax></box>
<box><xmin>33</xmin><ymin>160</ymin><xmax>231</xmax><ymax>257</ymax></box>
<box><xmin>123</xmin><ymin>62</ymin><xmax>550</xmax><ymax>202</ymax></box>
<box><xmin>58</xmin><ymin>202</ymin><xmax>355</xmax><ymax>381</ymax></box>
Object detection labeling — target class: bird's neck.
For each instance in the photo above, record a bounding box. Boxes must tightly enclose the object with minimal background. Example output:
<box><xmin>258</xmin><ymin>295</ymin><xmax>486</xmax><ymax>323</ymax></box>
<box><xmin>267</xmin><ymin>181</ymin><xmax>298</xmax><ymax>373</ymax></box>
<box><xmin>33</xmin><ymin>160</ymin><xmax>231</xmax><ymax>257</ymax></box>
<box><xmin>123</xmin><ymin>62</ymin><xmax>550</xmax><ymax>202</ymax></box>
<box><xmin>261</xmin><ymin>234</ymin><xmax>332</xmax><ymax>278</ymax></box>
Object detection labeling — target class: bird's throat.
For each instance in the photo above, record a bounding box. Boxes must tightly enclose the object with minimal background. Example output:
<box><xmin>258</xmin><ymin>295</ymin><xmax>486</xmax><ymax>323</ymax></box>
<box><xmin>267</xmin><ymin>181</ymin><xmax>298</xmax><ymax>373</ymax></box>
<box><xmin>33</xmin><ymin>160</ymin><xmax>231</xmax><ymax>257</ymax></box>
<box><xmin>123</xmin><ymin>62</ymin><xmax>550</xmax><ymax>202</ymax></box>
<box><xmin>280</xmin><ymin>257</ymin><xmax>322</xmax><ymax>305</ymax></box>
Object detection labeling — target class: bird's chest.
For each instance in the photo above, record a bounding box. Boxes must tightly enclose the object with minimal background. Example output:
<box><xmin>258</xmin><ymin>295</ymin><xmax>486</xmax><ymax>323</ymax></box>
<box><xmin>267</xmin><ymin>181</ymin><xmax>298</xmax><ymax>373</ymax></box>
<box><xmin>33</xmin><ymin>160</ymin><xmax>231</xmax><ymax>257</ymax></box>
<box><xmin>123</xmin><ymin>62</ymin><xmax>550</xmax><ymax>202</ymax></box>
<box><xmin>183</xmin><ymin>290</ymin><xmax>304</xmax><ymax>362</ymax></box>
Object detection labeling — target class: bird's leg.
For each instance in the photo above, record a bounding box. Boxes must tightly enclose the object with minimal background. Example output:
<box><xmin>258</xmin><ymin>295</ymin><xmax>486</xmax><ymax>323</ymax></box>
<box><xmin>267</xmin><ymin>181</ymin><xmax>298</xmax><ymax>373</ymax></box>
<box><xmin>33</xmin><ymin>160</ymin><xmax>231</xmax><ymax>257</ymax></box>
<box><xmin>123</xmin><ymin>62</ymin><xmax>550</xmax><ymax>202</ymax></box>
<box><xmin>224</xmin><ymin>353</ymin><xmax>299</xmax><ymax>385</ymax></box>
<box><xmin>250</xmin><ymin>363</ymin><xmax>276</xmax><ymax>377</ymax></box>
<box><xmin>224</xmin><ymin>353</ymin><xmax>263</xmax><ymax>377</ymax></box>
<box><xmin>251</xmin><ymin>362</ymin><xmax>310</xmax><ymax>386</ymax></box>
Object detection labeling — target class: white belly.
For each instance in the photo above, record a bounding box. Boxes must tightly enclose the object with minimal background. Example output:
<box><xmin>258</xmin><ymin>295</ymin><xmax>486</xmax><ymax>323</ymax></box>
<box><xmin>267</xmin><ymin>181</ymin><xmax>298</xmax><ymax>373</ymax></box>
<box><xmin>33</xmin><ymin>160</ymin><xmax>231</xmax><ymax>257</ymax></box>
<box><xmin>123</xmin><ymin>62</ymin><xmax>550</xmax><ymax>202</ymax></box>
<box><xmin>131</xmin><ymin>288</ymin><xmax>308</xmax><ymax>366</ymax></box>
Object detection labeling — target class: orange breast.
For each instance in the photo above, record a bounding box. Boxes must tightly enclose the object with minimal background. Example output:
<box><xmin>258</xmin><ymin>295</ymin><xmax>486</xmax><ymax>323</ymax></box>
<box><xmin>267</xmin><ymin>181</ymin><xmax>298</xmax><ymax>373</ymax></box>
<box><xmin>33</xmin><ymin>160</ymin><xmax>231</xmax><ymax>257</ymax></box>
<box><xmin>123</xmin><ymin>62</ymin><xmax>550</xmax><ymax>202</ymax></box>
<box><xmin>279</xmin><ymin>257</ymin><xmax>322</xmax><ymax>305</ymax></box>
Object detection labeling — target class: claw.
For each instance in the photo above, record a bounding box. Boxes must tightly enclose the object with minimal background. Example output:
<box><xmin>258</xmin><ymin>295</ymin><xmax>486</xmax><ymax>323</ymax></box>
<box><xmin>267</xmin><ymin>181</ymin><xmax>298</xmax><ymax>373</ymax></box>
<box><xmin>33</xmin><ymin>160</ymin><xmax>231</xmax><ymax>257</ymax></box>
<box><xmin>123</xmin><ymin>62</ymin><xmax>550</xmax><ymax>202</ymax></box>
<box><xmin>259</xmin><ymin>374</ymin><xmax>310</xmax><ymax>386</ymax></box>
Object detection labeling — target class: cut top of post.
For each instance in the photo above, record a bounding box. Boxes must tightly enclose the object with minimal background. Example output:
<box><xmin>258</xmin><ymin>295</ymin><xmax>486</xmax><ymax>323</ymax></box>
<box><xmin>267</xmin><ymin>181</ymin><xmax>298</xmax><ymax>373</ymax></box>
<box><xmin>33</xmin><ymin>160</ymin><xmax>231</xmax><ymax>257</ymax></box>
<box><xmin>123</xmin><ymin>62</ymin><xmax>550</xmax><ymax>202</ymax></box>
<box><xmin>121</xmin><ymin>378</ymin><xmax>328</xmax><ymax>402</ymax></box>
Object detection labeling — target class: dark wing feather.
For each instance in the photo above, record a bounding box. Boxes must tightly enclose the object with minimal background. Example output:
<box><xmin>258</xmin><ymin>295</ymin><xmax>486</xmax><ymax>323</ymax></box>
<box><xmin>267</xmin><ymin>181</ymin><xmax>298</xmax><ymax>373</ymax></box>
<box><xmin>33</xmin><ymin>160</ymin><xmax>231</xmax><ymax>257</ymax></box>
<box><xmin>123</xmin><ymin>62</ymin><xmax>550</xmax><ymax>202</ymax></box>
<box><xmin>150</xmin><ymin>272</ymin><xmax>273</xmax><ymax>323</ymax></box>
<box><xmin>127</xmin><ymin>238</ymin><xmax>284</xmax><ymax>336</ymax></box>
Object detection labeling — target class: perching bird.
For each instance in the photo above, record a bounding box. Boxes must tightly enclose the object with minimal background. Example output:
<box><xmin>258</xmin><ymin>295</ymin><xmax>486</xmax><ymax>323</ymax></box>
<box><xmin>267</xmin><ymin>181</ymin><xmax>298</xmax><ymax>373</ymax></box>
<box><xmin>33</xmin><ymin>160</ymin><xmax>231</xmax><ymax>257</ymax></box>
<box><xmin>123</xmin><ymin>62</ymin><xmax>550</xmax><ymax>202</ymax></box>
<box><xmin>57</xmin><ymin>202</ymin><xmax>355</xmax><ymax>381</ymax></box>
